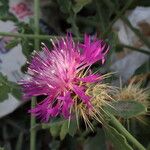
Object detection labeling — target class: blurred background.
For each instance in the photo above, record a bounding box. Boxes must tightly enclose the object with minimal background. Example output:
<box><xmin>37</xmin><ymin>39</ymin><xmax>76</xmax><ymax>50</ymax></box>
<box><xmin>0</xmin><ymin>0</ymin><xmax>150</xmax><ymax>150</ymax></box>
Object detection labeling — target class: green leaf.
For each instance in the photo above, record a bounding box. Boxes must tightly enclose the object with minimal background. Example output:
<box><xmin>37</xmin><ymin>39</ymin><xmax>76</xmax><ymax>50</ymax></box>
<box><xmin>21</xmin><ymin>38</ymin><xmax>34</xmax><ymax>58</ymax></box>
<box><xmin>50</xmin><ymin>123</ymin><xmax>61</xmax><ymax>138</ymax></box>
<box><xmin>0</xmin><ymin>0</ymin><xmax>9</xmax><ymax>18</ymax></box>
<box><xmin>7</xmin><ymin>81</ymin><xmax>22</xmax><ymax>100</ymax></box>
<box><xmin>0</xmin><ymin>73</ymin><xmax>7</xmax><ymax>82</ymax></box>
<box><xmin>49</xmin><ymin>118</ymin><xmax>63</xmax><ymax>138</ymax></box>
<box><xmin>0</xmin><ymin>84</ymin><xmax>10</xmax><ymax>102</ymax></box>
<box><xmin>16</xmin><ymin>22</ymin><xmax>34</xmax><ymax>58</ymax></box>
<box><xmin>104</xmin><ymin>100</ymin><xmax>147</xmax><ymax>119</ymax></box>
<box><xmin>60</xmin><ymin>119</ymin><xmax>78</xmax><ymax>140</ymax></box>
<box><xmin>44</xmin><ymin>118</ymin><xmax>78</xmax><ymax>139</ymax></box>
<box><xmin>60</xmin><ymin>120</ymin><xmax>68</xmax><ymax>140</ymax></box>
<box><xmin>68</xmin><ymin>120</ymin><xmax>78</xmax><ymax>137</ymax></box>
<box><xmin>10</xmin><ymin>85</ymin><xmax>22</xmax><ymax>100</ymax></box>
<box><xmin>73</xmin><ymin>0</ymin><xmax>92</xmax><ymax>14</ymax></box>
<box><xmin>0</xmin><ymin>73</ymin><xmax>22</xmax><ymax>101</ymax></box>
<box><xmin>42</xmin><ymin>123</ymin><xmax>51</xmax><ymax>129</ymax></box>
<box><xmin>104</xmin><ymin>125</ymin><xmax>133</xmax><ymax>150</ymax></box>
<box><xmin>0</xmin><ymin>73</ymin><xmax>10</xmax><ymax>102</ymax></box>
<box><xmin>5</xmin><ymin>39</ymin><xmax>19</xmax><ymax>50</ymax></box>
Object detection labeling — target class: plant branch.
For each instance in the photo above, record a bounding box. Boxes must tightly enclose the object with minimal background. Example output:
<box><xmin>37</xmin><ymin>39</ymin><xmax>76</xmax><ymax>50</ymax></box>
<box><xmin>120</xmin><ymin>44</ymin><xmax>150</xmax><ymax>55</ymax></box>
<box><xmin>30</xmin><ymin>0</ymin><xmax>40</xmax><ymax>149</ymax></box>
<box><xmin>30</xmin><ymin>97</ymin><xmax>36</xmax><ymax>150</ymax></box>
<box><xmin>121</xmin><ymin>16</ymin><xmax>150</xmax><ymax>49</ymax></box>
<box><xmin>0</xmin><ymin>32</ymin><xmax>59</xmax><ymax>39</ymax></box>
<box><xmin>109</xmin><ymin>113</ymin><xmax>146</xmax><ymax>150</ymax></box>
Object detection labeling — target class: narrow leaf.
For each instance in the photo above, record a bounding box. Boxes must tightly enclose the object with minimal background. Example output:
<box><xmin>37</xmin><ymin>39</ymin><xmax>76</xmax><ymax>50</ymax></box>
<box><xmin>104</xmin><ymin>125</ymin><xmax>133</xmax><ymax>150</ymax></box>
<box><xmin>50</xmin><ymin>123</ymin><xmax>61</xmax><ymax>138</ymax></box>
<box><xmin>60</xmin><ymin>120</ymin><xmax>68</xmax><ymax>140</ymax></box>
<box><xmin>68</xmin><ymin>120</ymin><xmax>78</xmax><ymax>137</ymax></box>
<box><xmin>5</xmin><ymin>39</ymin><xmax>19</xmax><ymax>50</ymax></box>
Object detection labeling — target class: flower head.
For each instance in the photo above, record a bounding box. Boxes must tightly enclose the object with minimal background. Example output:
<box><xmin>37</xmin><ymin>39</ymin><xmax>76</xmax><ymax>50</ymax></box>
<box><xmin>113</xmin><ymin>77</ymin><xmax>149</xmax><ymax>123</ymax></box>
<box><xmin>115</xmin><ymin>77</ymin><xmax>149</xmax><ymax>106</ymax></box>
<box><xmin>20</xmin><ymin>34</ymin><xmax>109</xmax><ymax>122</ymax></box>
<box><xmin>76</xmin><ymin>80</ymin><xmax>115</xmax><ymax>130</ymax></box>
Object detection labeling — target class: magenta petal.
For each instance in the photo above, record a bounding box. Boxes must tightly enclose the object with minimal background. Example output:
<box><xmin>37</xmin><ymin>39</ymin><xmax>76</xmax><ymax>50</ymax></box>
<box><xmin>58</xmin><ymin>92</ymin><xmax>73</xmax><ymax>118</ymax></box>
<box><xmin>47</xmin><ymin>104</ymin><xmax>60</xmax><ymax>119</ymax></box>
<box><xmin>73</xmin><ymin>85</ymin><xmax>92</xmax><ymax>109</ymax></box>
<box><xmin>29</xmin><ymin>91</ymin><xmax>57</xmax><ymax>122</ymax></box>
<box><xmin>79</xmin><ymin>74</ymin><xmax>101</xmax><ymax>83</ymax></box>
<box><xmin>79</xmin><ymin>35</ymin><xmax>109</xmax><ymax>67</ymax></box>
<box><xmin>29</xmin><ymin>97</ymin><xmax>52</xmax><ymax>122</ymax></box>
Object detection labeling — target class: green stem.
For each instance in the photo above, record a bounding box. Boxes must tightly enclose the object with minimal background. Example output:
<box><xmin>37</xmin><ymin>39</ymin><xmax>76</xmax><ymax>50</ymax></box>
<box><xmin>109</xmin><ymin>114</ymin><xmax>146</xmax><ymax>150</ymax></box>
<box><xmin>121</xmin><ymin>16</ymin><xmax>150</xmax><ymax>49</ymax></box>
<box><xmin>30</xmin><ymin>97</ymin><xmax>36</xmax><ymax>150</ymax></box>
<box><xmin>34</xmin><ymin>0</ymin><xmax>40</xmax><ymax>49</ymax></box>
<box><xmin>0</xmin><ymin>32</ymin><xmax>81</xmax><ymax>41</ymax></box>
<box><xmin>30</xmin><ymin>0</ymin><xmax>40</xmax><ymax>149</ymax></box>
<box><xmin>120</xmin><ymin>44</ymin><xmax>150</xmax><ymax>55</ymax></box>
<box><xmin>16</xmin><ymin>132</ymin><xmax>24</xmax><ymax>150</ymax></box>
<box><xmin>126</xmin><ymin>119</ymin><xmax>130</xmax><ymax>131</ymax></box>
<box><xmin>0</xmin><ymin>32</ymin><xmax>59</xmax><ymax>39</ymax></box>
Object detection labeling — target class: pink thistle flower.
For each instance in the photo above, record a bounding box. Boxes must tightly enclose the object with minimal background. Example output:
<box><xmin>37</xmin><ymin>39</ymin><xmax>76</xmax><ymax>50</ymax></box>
<box><xmin>20</xmin><ymin>34</ymin><xmax>109</xmax><ymax>122</ymax></box>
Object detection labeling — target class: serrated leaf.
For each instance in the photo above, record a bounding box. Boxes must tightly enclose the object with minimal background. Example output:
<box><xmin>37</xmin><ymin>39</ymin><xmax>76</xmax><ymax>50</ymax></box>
<box><xmin>5</xmin><ymin>39</ymin><xmax>19</xmax><ymax>50</ymax></box>
<box><xmin>105</xmin><ymin>125</ymin><xmax>133</xmax><ymax>150</ymax></box>
<box><xmin>104</xmin><ymin>100</ymin><xmax>147</xmax><ymax>119</ymax></box>
<box><xmin>60</xmin><ymin>120</ymin><xmax>68</xmax><ymax>140</ymax></box>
